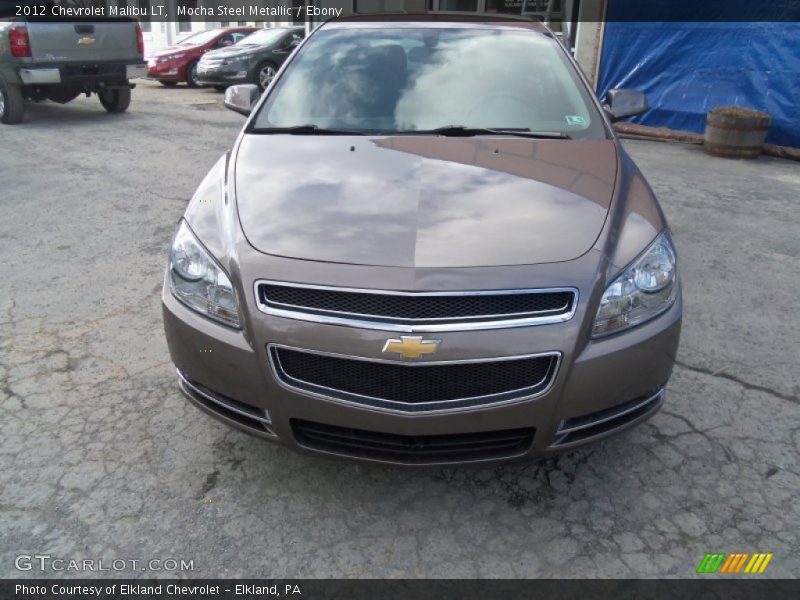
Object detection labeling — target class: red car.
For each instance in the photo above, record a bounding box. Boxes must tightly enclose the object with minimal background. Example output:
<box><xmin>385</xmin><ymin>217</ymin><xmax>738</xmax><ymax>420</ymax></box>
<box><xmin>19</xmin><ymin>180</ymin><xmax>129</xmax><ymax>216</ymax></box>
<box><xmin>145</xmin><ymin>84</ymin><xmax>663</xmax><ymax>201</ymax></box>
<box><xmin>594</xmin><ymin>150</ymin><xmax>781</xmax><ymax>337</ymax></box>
<box><xmin>147</xmin><ymin>27</ymin><xmax>258</xmax><ymax>88</ymax></box>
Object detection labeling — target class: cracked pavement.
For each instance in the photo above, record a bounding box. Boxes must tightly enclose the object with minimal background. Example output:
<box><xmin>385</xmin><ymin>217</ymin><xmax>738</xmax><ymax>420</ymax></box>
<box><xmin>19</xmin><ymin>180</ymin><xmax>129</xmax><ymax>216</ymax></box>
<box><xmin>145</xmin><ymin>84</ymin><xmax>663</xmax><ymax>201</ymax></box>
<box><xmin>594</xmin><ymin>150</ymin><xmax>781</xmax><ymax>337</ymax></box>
<box><xmin>1</xmin><ymin>81</ymin><xmax>798</xmax><ymax>578</ymax></box>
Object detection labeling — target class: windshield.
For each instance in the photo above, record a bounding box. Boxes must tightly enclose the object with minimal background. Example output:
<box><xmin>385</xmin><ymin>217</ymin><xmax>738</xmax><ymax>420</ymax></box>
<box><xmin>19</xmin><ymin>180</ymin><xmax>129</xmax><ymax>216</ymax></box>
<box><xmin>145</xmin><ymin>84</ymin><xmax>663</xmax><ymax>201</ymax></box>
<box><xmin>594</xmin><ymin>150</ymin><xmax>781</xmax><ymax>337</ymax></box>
<box><xmin>178</xmin><ymin>29</ymin><xmax>224</xmax><ymax>47</ymax></box>
<box><xmin>237</xmin><ymin>28</ymin><xmax>291</xmax><ymax>47</ymax></box>
<box><xmin>253</xmin><ymin>26</ymin><xmax>606</xmax><ymax>138</ymax></box>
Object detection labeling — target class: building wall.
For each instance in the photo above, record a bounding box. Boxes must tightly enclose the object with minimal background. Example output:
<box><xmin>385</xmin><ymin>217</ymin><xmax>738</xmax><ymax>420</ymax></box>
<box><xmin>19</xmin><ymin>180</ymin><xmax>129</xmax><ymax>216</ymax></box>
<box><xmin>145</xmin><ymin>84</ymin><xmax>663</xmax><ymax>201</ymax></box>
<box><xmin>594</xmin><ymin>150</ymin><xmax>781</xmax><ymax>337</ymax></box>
<box><xmin>572</xmin><ymin>0</ymin><xmax>605</xmax><ymax>85</ymax></box>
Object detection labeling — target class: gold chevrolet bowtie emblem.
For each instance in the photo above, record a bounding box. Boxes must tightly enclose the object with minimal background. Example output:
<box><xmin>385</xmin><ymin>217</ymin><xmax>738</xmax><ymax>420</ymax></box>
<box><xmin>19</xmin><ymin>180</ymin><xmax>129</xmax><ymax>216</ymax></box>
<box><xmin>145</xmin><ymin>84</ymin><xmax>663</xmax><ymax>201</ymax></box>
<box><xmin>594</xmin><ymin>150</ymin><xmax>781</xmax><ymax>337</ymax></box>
<box><xmin>382</xmin><ymin>336</ymin><xmax>440</xmax><ymax>359</ymax></box>
<box><xmin>78</xmin><ymin>37</ymin><xmax>96</xmax><ymax>46</ymax></box>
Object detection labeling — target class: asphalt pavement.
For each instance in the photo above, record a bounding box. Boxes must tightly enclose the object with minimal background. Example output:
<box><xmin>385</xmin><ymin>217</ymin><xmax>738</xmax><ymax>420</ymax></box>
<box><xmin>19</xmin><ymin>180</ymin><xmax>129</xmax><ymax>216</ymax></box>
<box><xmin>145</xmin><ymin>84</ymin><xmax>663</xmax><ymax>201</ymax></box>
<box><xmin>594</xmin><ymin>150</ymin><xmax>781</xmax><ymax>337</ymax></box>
<box><xmin>1</xmin><ymin>80</ymin><xmax>798</xmax><ymax>578</ymax></box>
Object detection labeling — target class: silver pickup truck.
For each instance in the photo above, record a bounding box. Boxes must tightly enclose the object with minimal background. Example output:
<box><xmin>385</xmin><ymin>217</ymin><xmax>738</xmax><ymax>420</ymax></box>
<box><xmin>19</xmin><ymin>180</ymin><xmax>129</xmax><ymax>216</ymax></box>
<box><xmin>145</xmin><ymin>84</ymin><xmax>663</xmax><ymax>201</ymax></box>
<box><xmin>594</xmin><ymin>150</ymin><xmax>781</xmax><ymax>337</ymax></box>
<box><xmin>0</xmin><ymin>17</ymin><xmax>145</xmax><ymax>124</ymax></box>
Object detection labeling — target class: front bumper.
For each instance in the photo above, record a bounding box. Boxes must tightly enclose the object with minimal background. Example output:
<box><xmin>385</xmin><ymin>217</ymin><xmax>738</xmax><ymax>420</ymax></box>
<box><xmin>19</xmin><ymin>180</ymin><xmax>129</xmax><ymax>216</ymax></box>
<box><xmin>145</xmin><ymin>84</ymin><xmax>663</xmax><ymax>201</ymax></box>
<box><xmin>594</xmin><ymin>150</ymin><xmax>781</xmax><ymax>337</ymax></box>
<box><xmin>196</xmin><ymin>64</ymin><xmax>251</xmax><ymax>85</ymax></box>
<box><xmin>147</xmin><ymin>61</ymin><xmax>185</xmax><ymax>81</ymax></box>
<box><xmin>162</xmin><ymin>277</ymin><xmax>682</xmax><ymax>466</ymax></box>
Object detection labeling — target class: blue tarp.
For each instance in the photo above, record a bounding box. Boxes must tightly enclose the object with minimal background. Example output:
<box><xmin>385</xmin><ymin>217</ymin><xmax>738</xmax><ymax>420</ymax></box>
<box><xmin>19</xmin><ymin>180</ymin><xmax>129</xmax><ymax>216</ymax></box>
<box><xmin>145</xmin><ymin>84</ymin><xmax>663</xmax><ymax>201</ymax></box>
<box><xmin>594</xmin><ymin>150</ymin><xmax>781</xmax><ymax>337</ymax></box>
<box><xmin>597</xmin><ymin>17</ymin><xmax>800</xmax><ymax>148</ymax></box>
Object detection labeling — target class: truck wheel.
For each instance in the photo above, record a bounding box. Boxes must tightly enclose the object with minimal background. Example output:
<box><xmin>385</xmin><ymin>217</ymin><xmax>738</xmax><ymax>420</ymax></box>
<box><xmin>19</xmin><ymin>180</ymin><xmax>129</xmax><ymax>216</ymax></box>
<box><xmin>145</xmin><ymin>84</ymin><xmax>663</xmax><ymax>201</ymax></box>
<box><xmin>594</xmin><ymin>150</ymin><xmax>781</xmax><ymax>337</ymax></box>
<box><xmin>0</xmin><ymin>79</ymin><xmax>25</xmax><ymax>125</ymax></box>
<box><xmin>98</xmin><ymin>87</ymin><xmax>131</xmax><ymax>113</ymax></box>
<box><xmin>185</xmin><ymin>61</ymin><xmax>201</xmax><ymax>88</ymax></box>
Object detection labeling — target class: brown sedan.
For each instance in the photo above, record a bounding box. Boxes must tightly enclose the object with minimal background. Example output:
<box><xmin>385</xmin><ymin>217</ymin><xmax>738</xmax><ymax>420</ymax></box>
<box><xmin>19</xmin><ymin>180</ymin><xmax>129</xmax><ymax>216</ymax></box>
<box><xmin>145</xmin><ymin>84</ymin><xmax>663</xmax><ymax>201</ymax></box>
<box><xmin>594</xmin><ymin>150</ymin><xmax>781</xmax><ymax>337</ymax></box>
<box><xmin>162</xmin><ymin>15</ymin><xmax>682</xmax><ymax>465</ymax></box>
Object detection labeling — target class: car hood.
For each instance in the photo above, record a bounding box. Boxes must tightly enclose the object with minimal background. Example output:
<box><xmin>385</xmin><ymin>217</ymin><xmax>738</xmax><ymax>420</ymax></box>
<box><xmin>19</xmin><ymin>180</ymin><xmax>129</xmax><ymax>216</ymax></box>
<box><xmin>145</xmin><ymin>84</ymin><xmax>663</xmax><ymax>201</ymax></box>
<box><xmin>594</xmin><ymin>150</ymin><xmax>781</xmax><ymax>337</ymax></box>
<box><xmin>204</xmin><ymin>45</ymin><xmax>261</xmax><ymax>59</ymax></box>
<box><xmin>154</xmin><ymin>45</ymin><xmax>195</xmax><ymax>57</ymax></box>
<box><xmin>234</xmin><ymin>135</ymin><xmax>618</xmax><ymax>268</ymax></box>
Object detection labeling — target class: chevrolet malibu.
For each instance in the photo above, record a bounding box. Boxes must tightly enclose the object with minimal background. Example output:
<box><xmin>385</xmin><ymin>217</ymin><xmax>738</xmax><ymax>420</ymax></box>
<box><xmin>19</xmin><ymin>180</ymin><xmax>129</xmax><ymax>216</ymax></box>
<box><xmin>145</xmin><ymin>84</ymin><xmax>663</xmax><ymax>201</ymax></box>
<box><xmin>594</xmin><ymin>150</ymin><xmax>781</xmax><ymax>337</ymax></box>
<box><xmin>162</xmin><ymin>15</ymin><xmax>682</xmax><ymax>466</ymax></box>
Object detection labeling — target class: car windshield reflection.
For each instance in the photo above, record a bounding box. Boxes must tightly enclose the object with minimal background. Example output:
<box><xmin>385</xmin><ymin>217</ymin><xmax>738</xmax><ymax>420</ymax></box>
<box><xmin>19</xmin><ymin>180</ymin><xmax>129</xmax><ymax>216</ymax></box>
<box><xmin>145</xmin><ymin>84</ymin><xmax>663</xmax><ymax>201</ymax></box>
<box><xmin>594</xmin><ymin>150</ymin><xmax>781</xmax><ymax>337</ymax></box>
<box><xmin>253</xmin><ymin>27</ymin><xmax>606</xmax><ymax>139</ymax></box>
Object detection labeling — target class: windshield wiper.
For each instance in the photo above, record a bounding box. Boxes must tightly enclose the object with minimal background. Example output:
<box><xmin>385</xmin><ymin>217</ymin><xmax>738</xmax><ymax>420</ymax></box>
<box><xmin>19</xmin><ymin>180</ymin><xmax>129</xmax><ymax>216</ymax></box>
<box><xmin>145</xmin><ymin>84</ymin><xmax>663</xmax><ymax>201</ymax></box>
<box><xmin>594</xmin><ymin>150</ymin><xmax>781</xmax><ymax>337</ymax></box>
<box><xmin>251</xmin><ymin>124</ymin><xmax>569</xmax><ymax>138</ymax></box>
<box><xmin>252</xmin><ymin>124</ymin><xmax>367</xmax><ymax>136</ymax></box>
<box><xmin>404</xmin><ymin>126</ymin><xmax>571</xmax><ymax>139</ymax></box>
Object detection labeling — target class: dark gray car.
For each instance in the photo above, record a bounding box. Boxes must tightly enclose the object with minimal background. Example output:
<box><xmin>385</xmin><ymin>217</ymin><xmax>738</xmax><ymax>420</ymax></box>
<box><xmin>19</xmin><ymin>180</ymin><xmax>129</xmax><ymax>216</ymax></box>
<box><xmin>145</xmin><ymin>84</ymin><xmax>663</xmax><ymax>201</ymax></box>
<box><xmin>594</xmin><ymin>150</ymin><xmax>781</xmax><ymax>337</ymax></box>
<box><xmin>196</xmin><ymin>27</ymin><xmax>304</xmax><ymax>91</ymax></box>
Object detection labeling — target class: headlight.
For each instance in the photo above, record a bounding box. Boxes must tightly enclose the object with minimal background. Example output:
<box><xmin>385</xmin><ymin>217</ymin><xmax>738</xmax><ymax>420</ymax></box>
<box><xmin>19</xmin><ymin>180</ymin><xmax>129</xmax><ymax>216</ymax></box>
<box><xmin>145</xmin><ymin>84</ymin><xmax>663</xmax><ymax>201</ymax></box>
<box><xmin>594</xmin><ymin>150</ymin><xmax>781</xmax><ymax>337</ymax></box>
<box><xmin>168</xmin><ymin>220</ymin><xmax>241</xmax><ymax>328</ymax></box>
<box><xmin>223</xmin><ymin>55</ymin><xmax>248</xmax><ymax>66</ymax></box>
<box><xmin>160</xmin><ymin>52</ymin><xmax>185</xmax><ymax>62</ymax></box>
<box><xmin>593</xmin><ymin>231</ymin><xmax>678</xmax><ymax>337</ymax></box>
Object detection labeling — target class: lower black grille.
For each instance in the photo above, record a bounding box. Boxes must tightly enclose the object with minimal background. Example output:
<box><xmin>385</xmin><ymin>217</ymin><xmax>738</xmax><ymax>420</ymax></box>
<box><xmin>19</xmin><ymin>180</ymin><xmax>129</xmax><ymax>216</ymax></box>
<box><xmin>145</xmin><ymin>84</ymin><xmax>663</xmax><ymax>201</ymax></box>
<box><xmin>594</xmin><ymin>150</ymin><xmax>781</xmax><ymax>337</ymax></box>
<box><xmin>258</xmin><ymin>283</ymin><xmax>574</xmax><ymax>326</ymax></box>
<box><xmin>271</xmin><ymin>346</ymin><xmax>558</xmax><ymax>411</ymax></box>
<box><xmin>292</xmin><ymin>419</ymin><xmax>535</xmax><ymax>464</ymax></box>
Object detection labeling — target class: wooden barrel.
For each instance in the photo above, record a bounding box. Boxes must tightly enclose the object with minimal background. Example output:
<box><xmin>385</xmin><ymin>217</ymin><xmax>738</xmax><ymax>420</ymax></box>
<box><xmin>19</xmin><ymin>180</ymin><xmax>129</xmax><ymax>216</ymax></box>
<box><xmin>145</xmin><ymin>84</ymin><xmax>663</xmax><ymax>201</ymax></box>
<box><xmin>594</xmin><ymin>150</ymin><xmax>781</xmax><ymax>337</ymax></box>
<box><xmin>705</xmin><ymin>107</ymin><xmax>771</xmax><ymax>158</ymax></box>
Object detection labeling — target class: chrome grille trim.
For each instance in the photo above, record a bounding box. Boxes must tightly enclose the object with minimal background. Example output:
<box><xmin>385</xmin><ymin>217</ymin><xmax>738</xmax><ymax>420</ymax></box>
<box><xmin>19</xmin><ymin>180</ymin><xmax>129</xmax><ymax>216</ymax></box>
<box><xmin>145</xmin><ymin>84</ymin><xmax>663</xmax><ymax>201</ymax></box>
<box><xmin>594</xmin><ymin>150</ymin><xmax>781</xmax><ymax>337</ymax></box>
<box><xmin>552</xmin><ymin>388</ymin><xmax>665</xmax><ymax>447</ymax></box>
<box><xmin>267</xmin><ymin>344</ymin><xmax>561</xmax><ymax>414</ymax></box>
<box><xmin>254</xmin><ymin>280</ymin><xmax>579</xmax><ymax>332</ymax></box>
<box><xmin>177</xmin><ymin>370</ymin><xmax>273</xmax><ymax>427</ymax></box>
<box><xmin>556</xmin><ymin>389</ymin><xmax>664</xmax><ymax>436</ymax></box>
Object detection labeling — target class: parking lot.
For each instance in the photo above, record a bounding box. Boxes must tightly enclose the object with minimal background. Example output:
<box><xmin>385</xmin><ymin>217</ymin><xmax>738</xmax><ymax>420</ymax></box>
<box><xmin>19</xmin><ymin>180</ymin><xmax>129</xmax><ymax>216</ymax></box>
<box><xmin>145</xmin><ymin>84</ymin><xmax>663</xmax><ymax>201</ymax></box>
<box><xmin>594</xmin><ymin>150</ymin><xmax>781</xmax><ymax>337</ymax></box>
<box><xmin>1</xmin><ymin>80</ymin><xmax>798</xmax><ymax>578</ymax></box>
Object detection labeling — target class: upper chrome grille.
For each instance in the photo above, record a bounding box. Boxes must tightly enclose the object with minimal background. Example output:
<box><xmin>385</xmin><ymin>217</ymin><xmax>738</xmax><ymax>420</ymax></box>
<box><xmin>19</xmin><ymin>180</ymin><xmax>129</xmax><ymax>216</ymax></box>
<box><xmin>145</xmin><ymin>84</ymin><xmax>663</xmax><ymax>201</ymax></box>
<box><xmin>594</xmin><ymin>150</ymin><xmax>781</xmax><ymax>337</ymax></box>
<box><xmin>255</xmin><ymin>280</ymin><xmax>578</xmax><ymax>332</ymax></box>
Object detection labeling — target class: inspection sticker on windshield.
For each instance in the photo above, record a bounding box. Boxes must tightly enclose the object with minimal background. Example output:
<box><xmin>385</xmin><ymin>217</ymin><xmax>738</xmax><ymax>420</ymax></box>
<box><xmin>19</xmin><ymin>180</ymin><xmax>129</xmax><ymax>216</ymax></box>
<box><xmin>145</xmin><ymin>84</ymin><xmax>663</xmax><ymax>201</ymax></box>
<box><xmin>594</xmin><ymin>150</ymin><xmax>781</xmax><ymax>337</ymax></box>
<box><xmin>566</xmin><ymin>115</ymin><xmax>587</xmax><ymax>126</ymax></box>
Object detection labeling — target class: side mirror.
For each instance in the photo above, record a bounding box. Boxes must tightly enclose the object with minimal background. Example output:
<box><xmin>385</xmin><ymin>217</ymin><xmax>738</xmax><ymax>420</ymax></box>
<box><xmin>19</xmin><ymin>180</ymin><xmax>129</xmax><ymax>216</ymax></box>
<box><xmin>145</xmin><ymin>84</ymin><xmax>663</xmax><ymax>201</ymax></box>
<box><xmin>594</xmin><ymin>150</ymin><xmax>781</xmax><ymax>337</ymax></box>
<box><xmin>224</xmin><ymin>84</ymin><xmax>259</xmax><ymax>116</ymax></box>
<box><xmin>289</xmin><ymin>39</ymin><xmax>301</xmax><ymax>48</ymax></box>
<box><xmin>605</xmin><ymin>89</ymin><xmax>648</xmax><ymax>121</ymax></box>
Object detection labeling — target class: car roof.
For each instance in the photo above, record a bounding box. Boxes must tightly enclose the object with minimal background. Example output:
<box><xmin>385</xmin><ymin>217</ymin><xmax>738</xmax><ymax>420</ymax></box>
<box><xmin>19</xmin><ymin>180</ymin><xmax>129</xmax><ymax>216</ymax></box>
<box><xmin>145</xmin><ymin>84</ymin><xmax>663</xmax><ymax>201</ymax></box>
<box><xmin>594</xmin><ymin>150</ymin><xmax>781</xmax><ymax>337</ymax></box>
<box><xmin>321</xmin><ymin>12</ymin><xmax>550</xmax><ymax>33</ymax></box>
<box><xmin>234</xmin><ymin>26</ymin><xmax>303</xmax><ymax>32</ymax></box>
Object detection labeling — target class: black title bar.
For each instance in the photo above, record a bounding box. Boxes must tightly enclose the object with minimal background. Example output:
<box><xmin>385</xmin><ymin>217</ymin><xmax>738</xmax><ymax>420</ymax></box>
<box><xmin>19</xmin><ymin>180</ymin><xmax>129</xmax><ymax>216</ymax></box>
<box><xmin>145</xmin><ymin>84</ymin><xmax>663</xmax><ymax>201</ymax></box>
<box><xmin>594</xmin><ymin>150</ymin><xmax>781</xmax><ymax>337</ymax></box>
<box><xmin>2</xmin><ymin>0</ymin><xmax>800</xmax><ymax>22</ymax></box>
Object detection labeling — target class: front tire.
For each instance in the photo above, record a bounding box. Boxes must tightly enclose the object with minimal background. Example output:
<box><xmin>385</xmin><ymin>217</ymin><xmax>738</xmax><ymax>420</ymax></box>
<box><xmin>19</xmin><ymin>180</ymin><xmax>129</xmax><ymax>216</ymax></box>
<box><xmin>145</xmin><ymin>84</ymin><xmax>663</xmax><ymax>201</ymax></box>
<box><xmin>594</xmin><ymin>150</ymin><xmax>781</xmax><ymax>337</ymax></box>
<box><xmin>255</xmin><ymin>62</ymin><xmax>277</xmax><ymax>92</ymax></box>
<box><xmin>185</xmin><ymin>61</ymin><xmax>201</xmax><ymax>88</ymax></box>
<box><xmin>98</xmin><ymin>87</ymin><xmax>131</xmax><ymax>113</ymax></box>
<box><xmin>0</xmin><ymin>78</ymin><xmax>25</xmax><ymax>124</ymax></box>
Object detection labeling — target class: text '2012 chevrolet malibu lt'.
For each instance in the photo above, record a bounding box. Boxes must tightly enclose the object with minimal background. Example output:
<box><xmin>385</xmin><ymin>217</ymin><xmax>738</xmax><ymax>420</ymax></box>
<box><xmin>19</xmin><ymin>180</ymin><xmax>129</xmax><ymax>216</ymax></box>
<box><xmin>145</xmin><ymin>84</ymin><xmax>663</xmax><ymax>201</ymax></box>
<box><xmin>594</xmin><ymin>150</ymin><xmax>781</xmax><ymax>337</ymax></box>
<box><xmin>162</xmin><ymin>15</ymin><xmax>682</xmax><ymax>466</ymax></box>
